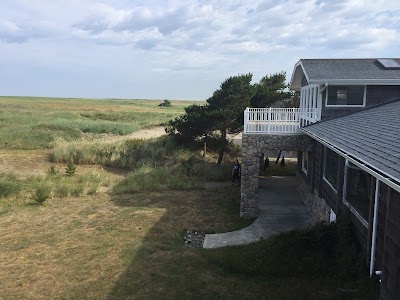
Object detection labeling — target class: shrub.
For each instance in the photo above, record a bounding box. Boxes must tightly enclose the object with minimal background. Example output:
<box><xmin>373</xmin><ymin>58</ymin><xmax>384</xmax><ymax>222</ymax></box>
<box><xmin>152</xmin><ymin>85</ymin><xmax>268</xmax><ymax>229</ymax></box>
<box><xmin>0</xmin><ymin>179</ymin><xmax>21</xmax><ymax>198</ymax></box>
<box><xmin>65</xmin><ymin>162</ymin><xmax>76</xmax><ymax>176</ymax></box>
<box><xmin>47</xmin><ymin>164</ymin><xmax>59</xmax><ymax>176</ymax></box>
<box><xmin>34</xmin><ymin>183</ymin><xmax>52</xmax><ymax>204</ymax></box>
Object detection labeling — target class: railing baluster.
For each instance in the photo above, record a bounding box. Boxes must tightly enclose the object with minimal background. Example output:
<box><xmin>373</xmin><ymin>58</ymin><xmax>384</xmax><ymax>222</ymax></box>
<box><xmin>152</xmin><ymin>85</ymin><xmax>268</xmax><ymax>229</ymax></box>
<box><xmin>244</xmin><ymin>107</ymin><xmax>306</xmax><ymax>134</ymax></box>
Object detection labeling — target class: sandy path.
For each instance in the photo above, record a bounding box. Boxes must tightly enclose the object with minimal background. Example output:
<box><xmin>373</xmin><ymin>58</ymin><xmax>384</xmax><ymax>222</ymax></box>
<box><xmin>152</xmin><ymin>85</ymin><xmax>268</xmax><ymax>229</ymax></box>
<box><xmin>128</xmin><ymin>126</ymin><xmax>166</xmax><ymax>139</ymax></box>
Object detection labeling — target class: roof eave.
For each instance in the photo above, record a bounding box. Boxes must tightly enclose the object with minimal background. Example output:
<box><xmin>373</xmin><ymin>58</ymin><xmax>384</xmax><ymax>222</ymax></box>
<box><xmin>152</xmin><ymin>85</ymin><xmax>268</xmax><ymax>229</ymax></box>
<box><xmin>289</xmin><ymin>60</ymin><xmax>309</xmax><ymax>91</ymax></box>
<box><xmin>301</xmin><ymin>127</ymin><xmax>400</xmax><ymax>194</ymax></box>
<box><xmin>308</xmin><ymin>79</ymin><xmax>400</xmax><ymax>85</ymax></box>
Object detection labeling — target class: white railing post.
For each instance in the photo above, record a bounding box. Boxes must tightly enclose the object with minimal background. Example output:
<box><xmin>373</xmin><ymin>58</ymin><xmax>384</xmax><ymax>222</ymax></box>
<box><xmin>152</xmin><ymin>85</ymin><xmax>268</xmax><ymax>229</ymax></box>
<box><xmin>244</xmin><ymin>107</ymin><xmax>249</xmax><ymax>134</ymax></box>
<box><xmin>268</xmin><ymin>107</ymin><xmax>271</xmax><ymax>134</ymax></box>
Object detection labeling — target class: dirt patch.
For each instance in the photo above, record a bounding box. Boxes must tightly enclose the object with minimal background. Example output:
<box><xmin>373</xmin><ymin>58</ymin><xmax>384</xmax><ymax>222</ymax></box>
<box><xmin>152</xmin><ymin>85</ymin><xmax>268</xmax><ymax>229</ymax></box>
<box><xmin>128</xmin><ymin>126</ymin><xmax>166</xmax><ymax>139</ymax></box>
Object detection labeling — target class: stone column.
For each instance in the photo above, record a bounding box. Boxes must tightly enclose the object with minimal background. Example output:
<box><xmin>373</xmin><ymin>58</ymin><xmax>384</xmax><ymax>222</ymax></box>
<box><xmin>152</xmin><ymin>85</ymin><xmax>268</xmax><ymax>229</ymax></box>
<box><xmin>240</xmin><ymin>135</ymin><xmax>259</xmax><ymax>218</ymax></box>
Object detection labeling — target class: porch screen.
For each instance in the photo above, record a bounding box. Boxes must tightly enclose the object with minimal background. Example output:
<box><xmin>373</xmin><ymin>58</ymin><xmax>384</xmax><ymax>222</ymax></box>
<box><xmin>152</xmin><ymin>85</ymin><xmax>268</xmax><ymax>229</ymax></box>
<box><xmin>326</xmin><ymin>86</ymin><xmax>364</xmax><ymax>106</ymax></box>
<box><xmin>323</xmin><ymin>147</ymin><xmax>339</xmax><ymax>190</ymax></box>
<box><xmin>345</xmin><ymin>163</ymin><xmax>372</xmax><ymax>221</ymax></box>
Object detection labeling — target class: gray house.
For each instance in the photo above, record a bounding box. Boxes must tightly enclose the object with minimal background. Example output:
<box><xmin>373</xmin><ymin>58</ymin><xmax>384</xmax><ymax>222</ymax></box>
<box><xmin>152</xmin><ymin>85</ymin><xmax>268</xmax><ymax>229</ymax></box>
<box><xmin>241</xmin><ymin>58</ymin><xmax>400</xmax><ymax>299</ymax></box>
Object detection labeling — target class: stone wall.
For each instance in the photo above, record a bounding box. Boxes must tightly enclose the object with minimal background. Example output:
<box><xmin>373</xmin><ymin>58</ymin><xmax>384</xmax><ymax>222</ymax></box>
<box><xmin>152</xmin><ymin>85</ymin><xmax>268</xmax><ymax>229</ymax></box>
<box><xmin>296</xmin><ymin>172</ymin><xmax>330</xmax><ymax>222</ymax></box>
<box><xmin>240</xmin><ymin>133</ymin><xmax>313</xmax><ymax>218</ymax></box>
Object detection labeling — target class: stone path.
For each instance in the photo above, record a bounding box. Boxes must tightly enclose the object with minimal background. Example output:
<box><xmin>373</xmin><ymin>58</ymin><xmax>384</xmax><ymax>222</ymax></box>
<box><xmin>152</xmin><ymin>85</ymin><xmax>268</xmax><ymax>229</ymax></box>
<box><xmin>203</xmin><ymin>176</ymin><xmax>315</xmax><ymax>248</ymax></box>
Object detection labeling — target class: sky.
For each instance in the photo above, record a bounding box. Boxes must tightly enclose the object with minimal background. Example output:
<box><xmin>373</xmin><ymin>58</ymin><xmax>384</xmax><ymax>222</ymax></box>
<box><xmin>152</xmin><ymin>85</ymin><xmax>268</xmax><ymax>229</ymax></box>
<box><xmin>1</xmin><ymin>0</ymin><xmax>399</xmax><ymax>100</ymax></box>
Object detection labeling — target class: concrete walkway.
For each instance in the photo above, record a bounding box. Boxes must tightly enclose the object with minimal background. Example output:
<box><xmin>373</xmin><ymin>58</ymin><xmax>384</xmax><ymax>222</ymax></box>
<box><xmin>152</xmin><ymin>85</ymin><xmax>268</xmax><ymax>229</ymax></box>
<box><xmin>203</xmin><ymin>176</ymin><xmax>315</xmax><ymax>248</ymax></box>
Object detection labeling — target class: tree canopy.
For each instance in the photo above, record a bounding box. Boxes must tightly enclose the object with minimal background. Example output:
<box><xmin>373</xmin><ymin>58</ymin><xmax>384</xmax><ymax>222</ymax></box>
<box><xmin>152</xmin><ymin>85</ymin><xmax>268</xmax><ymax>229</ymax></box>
<box><xmin>250</xmin><ymin>72</ymin><xmax>290</xmax><ymax>107</ymax></box>
<box><xmin>166</xmin><ymin>72</ymin><xmax>290</xmax><ymax>164</ymax></box>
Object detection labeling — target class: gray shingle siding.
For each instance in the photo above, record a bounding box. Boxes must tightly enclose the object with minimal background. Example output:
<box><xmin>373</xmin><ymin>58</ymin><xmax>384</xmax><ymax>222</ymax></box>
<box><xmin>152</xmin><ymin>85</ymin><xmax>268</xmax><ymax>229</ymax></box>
<box><xmin>320</xmin><ymin>86</ymin><xmax>400</xmax><ymax>119</ymax></box>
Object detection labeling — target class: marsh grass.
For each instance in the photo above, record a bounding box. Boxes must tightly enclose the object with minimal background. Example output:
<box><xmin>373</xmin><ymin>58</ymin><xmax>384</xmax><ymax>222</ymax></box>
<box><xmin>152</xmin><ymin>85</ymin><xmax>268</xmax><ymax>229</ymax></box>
<box><xmin>0</xmin><ymin>170</ymin><xmax>111</xmax><ymax>201</ymax></box>
<box><xmin>51</xmin><ymin>136</ymin><xmax>180</xmax><ymax>168</ymax></box>
<box><xmin>0</xmin><ymin>97</ymin><xmax>197</xmax><ymax>150</ymax></box>
<box><xmin>52</xmin><ymin>135</ymin><xmax>236</xmax><ymax>183</ymax></box>
<box><xmin>54</xmin><ymin>182</ymin><xmax>69</xmax><ymax>198</ymax></box>
<box><xmin>112</xmin><ymin>166</ymin><xmax>203</xmax><ymax>194</ymax></box>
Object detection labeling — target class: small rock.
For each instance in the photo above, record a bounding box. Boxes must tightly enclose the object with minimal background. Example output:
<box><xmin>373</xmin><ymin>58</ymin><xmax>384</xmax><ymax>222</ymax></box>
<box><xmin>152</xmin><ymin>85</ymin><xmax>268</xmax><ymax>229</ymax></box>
<box><xmin>183</xmin><ymin>230</ymin><xmax>206</xmax><ymax>248</ymax></box>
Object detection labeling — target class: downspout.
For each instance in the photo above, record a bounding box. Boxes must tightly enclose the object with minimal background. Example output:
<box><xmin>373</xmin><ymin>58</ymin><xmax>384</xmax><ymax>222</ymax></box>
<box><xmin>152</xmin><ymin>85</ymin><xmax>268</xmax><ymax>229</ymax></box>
<box><xmin>369</xmin><ymin>178</ymin><xmax>380</xmax><ymax>277</ymax></box>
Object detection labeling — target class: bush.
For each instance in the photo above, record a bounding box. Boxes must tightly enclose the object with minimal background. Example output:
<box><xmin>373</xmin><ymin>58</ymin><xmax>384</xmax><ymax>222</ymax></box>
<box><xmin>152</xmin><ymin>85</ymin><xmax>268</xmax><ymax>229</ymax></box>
<box><xmin>34</xmin><ymin>183</ymin><xmax>52</xmax><ymax>204</ymax></box>
<box><xmin>65</xmin><ymin>162</ymin><xmax>76</xmax><ymax>176</ymax></box>
<box><xmin>47</xmin><ymin>164</ymin><xmax>59</xmax><ymax>176</ymax></box>
<box><xmin>0</xmin><ymin>179</ymin><xmax>21</xmax><ymax>198</ymax></box>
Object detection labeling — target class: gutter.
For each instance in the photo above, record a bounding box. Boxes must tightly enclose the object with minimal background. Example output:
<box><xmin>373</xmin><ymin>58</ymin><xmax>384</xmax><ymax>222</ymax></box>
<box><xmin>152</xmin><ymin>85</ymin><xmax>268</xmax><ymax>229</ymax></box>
<box><xmin>301</xmin><ymin>129</ymin><xmax>400</xmax><ymax>195</ymax></box>
<box><xmin>309</xmin><ymin>79</ymin><xmax>400</xmax><ymax>85</ymax></box>
<box><xmin>370</xmin><ymin>179</ymin><xmax>380</xmax><ymax>277</ymax></box>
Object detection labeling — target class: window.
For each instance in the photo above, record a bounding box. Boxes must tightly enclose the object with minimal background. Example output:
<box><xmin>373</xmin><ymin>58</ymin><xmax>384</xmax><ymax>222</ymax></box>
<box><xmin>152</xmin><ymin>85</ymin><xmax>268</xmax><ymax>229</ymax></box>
<box><xmin>302</xmin><ymin>151</ymin><xmax>308</xmax><ymax>175</ymax></box>
<box><xmin>323</xmin><ymin>147</ymin><xmax>339</xmax><ymax>191</ymax></box>
<box><xmin>343</xmin><ymin>161</ymin><xmax>372</xmax><ymax>223</ymax></box>
<box><xmin>336</xmin><ymin>89</ymin><xmax>347</xmax><ymax>100</ymax></box>
<box><xmin>325</xmin><ymin>86</ymin><xmax>365</xmax><ymax>106</ymax></box>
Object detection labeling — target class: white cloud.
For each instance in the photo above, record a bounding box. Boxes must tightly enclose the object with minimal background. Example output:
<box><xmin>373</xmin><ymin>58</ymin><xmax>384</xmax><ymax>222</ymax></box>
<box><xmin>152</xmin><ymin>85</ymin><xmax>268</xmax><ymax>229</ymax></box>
<box><xmin>0</xmin><ymin>0</ymin><xmax>399</xmax><ymax>99</ymax></box>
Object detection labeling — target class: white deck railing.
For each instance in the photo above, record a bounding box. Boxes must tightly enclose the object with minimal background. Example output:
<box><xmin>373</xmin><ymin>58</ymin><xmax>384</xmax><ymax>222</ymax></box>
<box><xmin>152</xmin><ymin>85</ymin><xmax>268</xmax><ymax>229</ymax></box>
<box><xmin>244</xmin><ymin>108</ymin><xmax>300</xmax><ymax>134</ymax></box>
<box><xmin>243</xmin><ymin>107</ymin><xmax>319</xmax><ymax>135</ymax></box>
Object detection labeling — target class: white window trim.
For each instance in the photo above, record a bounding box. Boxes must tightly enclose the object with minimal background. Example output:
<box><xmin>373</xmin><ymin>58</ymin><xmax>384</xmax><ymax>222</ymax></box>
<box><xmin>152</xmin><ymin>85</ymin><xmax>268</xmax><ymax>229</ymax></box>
<box><xmin>302</xmin><ymin>151</ymin><xmax>308</xmax><ymax>175</ymax></box>
<box><xmin>325</xmin><ymin>85</ymin><xmax>367</xmax><ymax>108</ymax></box>
<box><xmin>342</xmin><ymin>159</ymin><xmax>369</xmax><ymax>228</ymax></box>
<box><xmin>323</xmin><ymin>147</ymin><xmax>338</xmax><ymax>193</ymax></box>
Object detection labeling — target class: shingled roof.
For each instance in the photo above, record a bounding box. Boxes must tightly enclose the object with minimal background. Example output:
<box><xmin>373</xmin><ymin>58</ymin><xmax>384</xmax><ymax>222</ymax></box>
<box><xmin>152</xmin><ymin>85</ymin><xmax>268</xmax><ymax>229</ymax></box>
<box><xmin>301</xmin><ymin>99</ymin><xmax>400</xmax><ymax>183</ymax></box>
<box><xmin>290</xmin><ymin>58</ymin><xmax>400</xmax><ymax>90</ymax></box>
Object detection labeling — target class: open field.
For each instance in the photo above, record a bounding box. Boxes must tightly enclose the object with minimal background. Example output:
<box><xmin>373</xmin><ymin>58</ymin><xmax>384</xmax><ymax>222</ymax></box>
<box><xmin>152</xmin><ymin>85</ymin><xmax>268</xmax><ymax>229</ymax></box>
<box><xmin>0</xmin><ymin>96</ymin><xmax>376</xmax><ymax>299</ymax></box>
<box><xmin>0</xmin><ymin>96</ymin><xmax>199</xmax><ymax>149</ymax></box>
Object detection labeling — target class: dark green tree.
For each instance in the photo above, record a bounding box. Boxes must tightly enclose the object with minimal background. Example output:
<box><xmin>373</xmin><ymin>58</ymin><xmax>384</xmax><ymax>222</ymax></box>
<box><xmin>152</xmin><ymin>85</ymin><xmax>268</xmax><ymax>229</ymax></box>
<box><xmin>250</xmin><ymin>72</ymin><xmax>291</xmax><ymax>107</ymax></box>
<box><xmin>166</xmin><ymin>72</ymin><xmax>290</xmax><ymax>164</ymax></box>
<box><xmin>207</xmin><ymin>73</ymin><xmax>254</xmax><ymax>164</ymax></box>
<box><xmin>166</xmin><ymin>73</ymin><xmax>254</xmax><ymax>164</ymax></box>
<box><xmin>165</xmin><ymin>104</ymin><xmax>212</xmax><ymax>142</ymax></box>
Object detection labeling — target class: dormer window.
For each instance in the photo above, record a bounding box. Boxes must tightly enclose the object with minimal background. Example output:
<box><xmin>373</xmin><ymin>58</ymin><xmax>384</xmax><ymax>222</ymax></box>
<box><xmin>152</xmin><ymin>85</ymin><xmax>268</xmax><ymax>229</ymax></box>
<box><xmin>325</xmin><ymin>86</ymin><xmax>366</xmax><ymax>107</ymax></box>
<box><xmin>337</xmin><ymin>89</ymin><xmax>347</xmax><ymax>100</ymax></box>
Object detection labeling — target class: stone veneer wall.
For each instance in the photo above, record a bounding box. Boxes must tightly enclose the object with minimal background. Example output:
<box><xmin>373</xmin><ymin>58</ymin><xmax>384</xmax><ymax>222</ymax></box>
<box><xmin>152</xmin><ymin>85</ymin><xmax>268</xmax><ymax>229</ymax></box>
<box><xmin>240</xmin><ymin>134</ymin><xmax>313</xmax><ymax>218</ymax></box>
<box><xmin>296</xmin><ymin>172</ymin><xmax>330</xmax><ymax>222</ymax></box>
